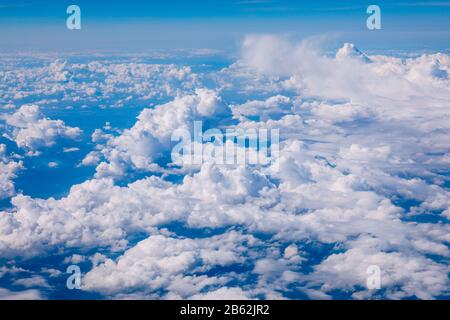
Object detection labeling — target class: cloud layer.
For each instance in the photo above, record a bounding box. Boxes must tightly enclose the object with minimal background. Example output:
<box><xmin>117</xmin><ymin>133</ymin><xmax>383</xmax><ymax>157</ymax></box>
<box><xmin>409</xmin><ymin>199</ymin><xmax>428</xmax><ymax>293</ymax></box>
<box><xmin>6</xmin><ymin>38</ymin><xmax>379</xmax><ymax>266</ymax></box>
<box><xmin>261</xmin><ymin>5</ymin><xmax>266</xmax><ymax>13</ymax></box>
<box><xmin>0</xmin><ymin>38</ymin><xmax>449</xmax><ymax>299</ymax></box>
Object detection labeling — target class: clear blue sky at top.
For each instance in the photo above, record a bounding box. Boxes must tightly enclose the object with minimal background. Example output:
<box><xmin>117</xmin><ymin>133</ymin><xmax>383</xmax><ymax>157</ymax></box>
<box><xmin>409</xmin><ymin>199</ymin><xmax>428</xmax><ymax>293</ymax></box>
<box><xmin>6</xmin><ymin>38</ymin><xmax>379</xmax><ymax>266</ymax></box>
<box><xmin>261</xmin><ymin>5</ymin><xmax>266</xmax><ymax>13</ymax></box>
<box><xmin>0</xmin><ymin>0</ymin><xmax>449</xmax><ymax>20</ymax></box>
<box><xmin>0</xmin><ymin>0</ymin><xmax>449</xmax><ymax>52</ymax></box>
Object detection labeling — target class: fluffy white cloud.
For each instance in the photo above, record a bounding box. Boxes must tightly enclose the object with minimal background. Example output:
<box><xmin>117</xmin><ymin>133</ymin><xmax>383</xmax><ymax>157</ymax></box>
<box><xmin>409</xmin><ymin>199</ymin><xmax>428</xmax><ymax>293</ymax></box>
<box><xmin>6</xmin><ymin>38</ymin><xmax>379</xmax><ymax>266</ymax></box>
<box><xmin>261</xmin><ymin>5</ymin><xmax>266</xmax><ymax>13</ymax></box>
<box><xmin>2</xmin><ymin>105</ymin><xmax>82</xmax><ymax>150</ymax></box>
<box><xmin>93</xmin><ymin>88</ymin><xmax>230</xmax><ymax>178</ymax></box>
<box><xmin>232</xmin><ymin>95</ymin><xmax>292</xmax><ymax>122</ymax></box>
<box><xmin>0</xmin><ymin>57</ymin><xmax>200</xmax><ymax>109</ymax></box>
<box><xmin>83</xmin><ymin>231</ymin><xmax>256</xmax><ymax>298</ymax></box>
<box><xmin>0</xmin><ymin>144</ymin><xmax>23</xmax><ymax>199</ymax></box>
<box><xmin>0</xmin><ymin>39</ymin><xmax>449</xmax><ymax>299</ymax></box>
<box><xmin>1</xmin><ymin>148</ymin><xmax>448</xmax><ymax>298</ymax></box>
<box><xmin>189</xmin><ymin>287</ymin><xmax>250</xmax><ymax>300</ymax></box>
<box><xmin>0</xmin><ymin>288</ymin><xmax>42</xmax><ymax>300</ymax></box>
<box><xmin>309</xmin><ymin>235</ymin><xmax>449</xmax><ymax>299</ymax></box>
<box><xmin>240</xmin><ymin>35</ymin><xmax>450</xmax><ymax>105</ymax></box>
<box><xmin>0</xmin><ymin>176</ymin><xmax>187</xmax><ymax>256</ymax></box>
<box><xmin>14</xmin><ymin>275</ymin><xmax>51</xmax><ymax>289</ymax></box>
<box><xmin>336</xmin><ymin>43</ymin><xmax>372</xmax><ymax>63</ymax></box>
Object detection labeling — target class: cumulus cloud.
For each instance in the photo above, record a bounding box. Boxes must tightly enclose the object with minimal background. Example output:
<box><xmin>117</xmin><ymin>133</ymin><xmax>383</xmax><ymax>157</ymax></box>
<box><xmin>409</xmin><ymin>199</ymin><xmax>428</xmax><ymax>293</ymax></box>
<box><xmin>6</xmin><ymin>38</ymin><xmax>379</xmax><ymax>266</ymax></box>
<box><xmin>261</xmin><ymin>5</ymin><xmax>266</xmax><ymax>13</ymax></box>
<box><xmin>2</xmin><ymin>105</ymin><xmax>82</xmax><ymax>151</ymax></box>
<box><xmin>14</xmin><ymin>275</ymin><xmax>51</xmax><ymax>289</ymax></box>
<box><xmin>93</xmin><ymin>88</ymin><xmax>230</xmax><ymax>178</ymax></box>
<box><xmin>0</xmin><ymin>57</ymin><xmax>199</xmax><ymax>110</ymax></box>
<box><xmin>309</xmin><ymin>235</ymin><xmax>449</xmax><ymax>299</ymax></box>
<box><xmin>83</xmin><ymin>231</ymin><xmax>255</xmax><ymax>298</ymax></box>
<box><xmin>0</xmin><ymin>144</ymin><xmax>23</xmax><ymax>199</ymax></box>
<box><xmin>189</xmin><ymin>287</ymin><xmax>250</xmax><ymax>300</ymax></box>
<box><xmin>240</xmin><ymin>35</ymin><xmax>450</xmax><ymax>104</ymax></box>
<box><xmin>0</xmin><ymin>39</ymin><xmax>449</xmax><ymax>299</ymax></box>
<box><xmin>0</xmin><ymin>288</ymin><xmax>42</xmax><ymax>300</ymax></box>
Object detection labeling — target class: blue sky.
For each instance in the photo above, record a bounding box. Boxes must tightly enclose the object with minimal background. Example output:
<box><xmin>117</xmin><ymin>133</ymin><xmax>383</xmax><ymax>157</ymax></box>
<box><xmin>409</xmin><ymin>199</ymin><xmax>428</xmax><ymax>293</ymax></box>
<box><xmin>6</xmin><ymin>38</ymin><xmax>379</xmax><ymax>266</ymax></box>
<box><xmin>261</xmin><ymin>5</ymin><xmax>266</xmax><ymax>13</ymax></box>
<box><xmin>0</xmin><ymin>0</ymin><xmax>449</xmax><ymax>19</ymax></box>
<box><xmin>0</xmin><ymin>0</ymin><xmax>449</xmax><ymax>52</ymax></box>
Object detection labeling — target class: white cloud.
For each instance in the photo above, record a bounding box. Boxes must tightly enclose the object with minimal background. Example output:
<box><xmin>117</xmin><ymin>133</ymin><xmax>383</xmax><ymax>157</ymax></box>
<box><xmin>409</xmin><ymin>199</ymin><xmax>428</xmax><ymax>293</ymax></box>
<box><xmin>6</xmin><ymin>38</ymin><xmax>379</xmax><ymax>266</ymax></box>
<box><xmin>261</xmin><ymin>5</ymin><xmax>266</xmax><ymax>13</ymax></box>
<box><xmin>14</xmin><ymin>275</ymin><xmax>51</xmax><ymax>289</ymax></box>
<box><xmin>0</xmin><ymin>58</ymin><xmax>199</xmax><ymax>109</ymax></box>
<box><xmin>47</xmin><ymin>162</ymin><xmax>58</xmax><ymax>168</ymax></box>
<box><xmin>81</xmin><ymin>151</ymin><xmax>101</xmax><ymax>166</ymax></box>
<box><xmin>83</xmin><ymin>231</ymin><xmax>255</xmax><ymax>298</ymax></box>
<box><xmin>240</xmin><ymin>35</ymin><xmax>450</xmax><ymax>104</ymax></box>
<box><xmin>189</xmin><ymin>287</ymin><xmax>250</xmax><ymax>300</ymax></box>
<box><xmin>0</xmin><ymin>288</ymin><xmax>43</xmax><ymax>300</ymax></box>
<box><xmin>309</xmin><ymin>235</ymin><xmax>450</xmax><ymax>299</ymax></box>
<box><xmin>0</xmin><ymin>144</ymin><xmax>23</xmax><ymax>200</ymax></box>
<box><xmin>93</xmin><ymin>88</ymin><xmax>230</xmax><ymax>178</ymax></box>
<box><xmin>0</xmin><ymin>41</ymin><xmax>449</xmax><ymax>299</ymax></box>
<box><xmin>232</xmin><ymin>95</ymin><xmax>292</xmax><ymax>121</ymax></box>
<box><xmin>63</xmin><ymin>147</ymin><xmax>80</xmax><ymax>153</ymax></box>
<box><xmin>2</xmin><ymin>105</ymin><xmax>82</xmax><ymax>151</ymax></box>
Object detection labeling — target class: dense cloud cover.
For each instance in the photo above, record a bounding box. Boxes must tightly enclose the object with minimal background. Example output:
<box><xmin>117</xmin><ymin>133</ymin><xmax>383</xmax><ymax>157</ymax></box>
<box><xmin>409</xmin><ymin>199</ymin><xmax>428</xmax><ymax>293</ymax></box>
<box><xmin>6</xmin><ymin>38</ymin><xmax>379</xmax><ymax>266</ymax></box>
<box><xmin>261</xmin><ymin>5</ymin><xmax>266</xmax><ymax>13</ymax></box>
<box><xmin>0</xmin><ymin>37</ymin><xmax>449</xmax><ymax>299</ymax></box>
